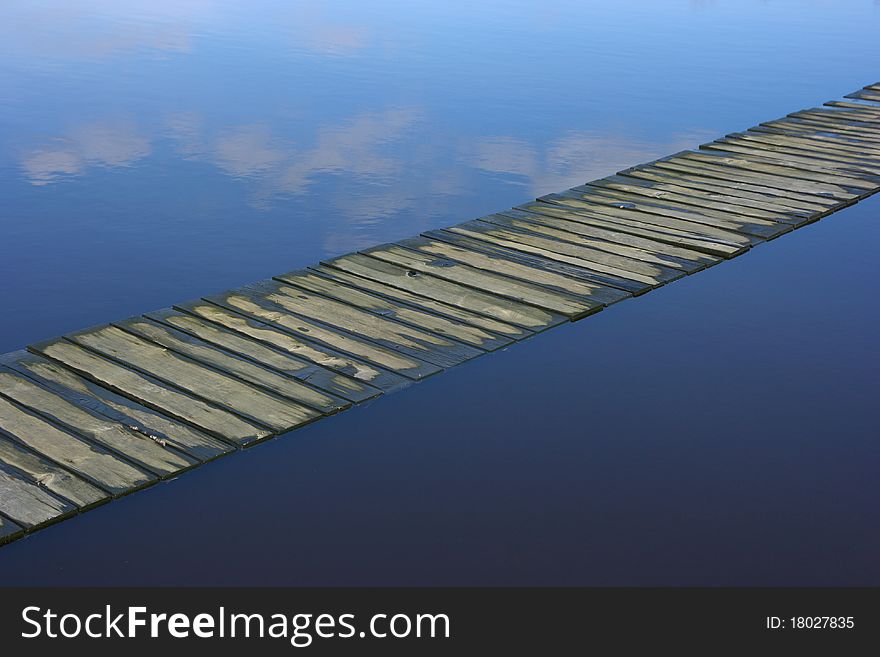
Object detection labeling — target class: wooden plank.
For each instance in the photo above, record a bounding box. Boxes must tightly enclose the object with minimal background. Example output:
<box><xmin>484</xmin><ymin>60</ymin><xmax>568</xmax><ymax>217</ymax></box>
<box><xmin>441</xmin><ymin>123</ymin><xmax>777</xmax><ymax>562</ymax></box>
<box><xmin>620</xmin><ymin>166</ymin><xmax>832</xmax><ymax>213</ymax></box>
<box><xmin>515</xmin><ymin>202</ymin><xmax>746</xmax><ymax>258</ymax></box>
<box><xmin>0</xmin><ymin>432</ymin><xmax>108</xmax><ymax>508</ymax></box>
<box><xmin>205</xmin><ymin>291</ymin><xmax>443</xmax><ymax>380</ymax></box>
<box><xmin>362</xmin><ymin>242</ymin><xmax>606</xmax><ymax>319</ymax></box>
<box><xmin>322</xmin><ymin>253</ymin><xmax>566</xmax><ymax>331</ymax></box>
<box><xmin>306</xmin><ymin>264</ymin><xmax>532</xmax><ymax>341</ymax></box>
<box><xmin>275</xmin><ymin>270</ymin><xmax>514</xmax><ymax>352</ymax></box>
<box><xmin>0</xmin><ymin>514</ymin><xmax>23</xmax><ymax>545</ymax></box>
<box><xmin>766</xmin><ymin>118</ymin><xmax>880</xmax><ymax>144</ymax></box>
<box><xmin>65</xmin><ymin>327</ymin><xmax>322</xmax><ymax>433</ymax></box>
<box><xmin>31</xmin><ymin>339</ymin><xmax>271</xmax><ymax>445</ymax></box>
<box><xmin>755</xmin><ymin>121</ymin><xmax>880</xmax><ymax>149</ymax></box>
<box><xmin>824</xmin><ymin>100</ymin><xmax>880</xmax><ymax>116</ymax></box>
<box><xmin>789</xmin><ymin>111</ymin><xmax>880</xmax><ymax>135</ymax></box>
<box><xmin>495</xmin><ymin>208</ymin><xmax>721</xmax><ymax>270</ymax></box>
<box><xmin>792</xmin><ymin>110</ymin><xmax>880</xmax><ymax>132</ymax></box>
<box><xmin>794</xmin><ymin>108</ymin><xmax>880</xmax><ymax>127</ymax></box>
<box><xmin>647</xmin><ymin>159</ymin><xmax>858</xmax><ymax>203</ymax></box>
<box><xmin>816</xmin><ymin>100</ymin><xmax>880</xmax><ymax>123</ymax></box>
<box><xmin>739</xmin><ymin>128</ymin><xmax>880</xmax><ymax>160</ymax></box>
<box><xmin>536</xmin><ymin>194</ymin><xmax>766</xmax><ymax>245</ymax></box>
<box><xmin>558</xmin><ymin>185</ymin><xmax>795</xmax><ymax>235</ymax></box>
<box><xmin>681</xmin><ymin>150</ymin><xmax>879</xmax><ymax>190</ymax></box>
<box><xmin>440</xmin><ymin>220</ymin><xmax>693</xmax><ymax>282</ymax></box>
<box><xmin>667</xmin><ymin>153</ymin><xmax>866</xmax><ymax>198</ymax></box>
<box><xmin>174</xmin><ymin>300</ymin><xmax>410</xmax><ymax>392</ymax></box>
<box><xmin>583</xmin><ymin>175</ymin><xmax>809</xmax><ymax>223</ymax></box>
<box><xmin>0</xmin><ymin>393</ymin><xmax>154</xmax><ymax>495</ymax></box>
<box><xmin>236</xmin><ymin>280</ymin><xmax>484</xmax><ymax>369</ymax></box>
<box><xmin>116</xmin><ymin>317</ymin><xmax>351</xmax><ymax>414</ymax></box>
<box><xmin>571</xmin><ymin>181</ymin><xmax>800</xmax><ymax>223</ymax></box>
<box><xmin>145</xmin><ymin>308</ymin><xmax>381</xmax><ymax>403</ymax></box>
<box><xmin>698</xmin><ymin>142</ymin><xmax>880</xmax><ymax>180</ymax></box>
<box><xmin>825</xmin><ymin>100</ymin><xmax>880</xmax><ymax>111</ymax></box>
<box><xmin>845</xmin><ymin>89</ymin><xmax>880</xmax><ymax>103</ymax></box>
<box><xmin>749</xmin><ymin>124</ymin><xmax>880</xmax><ymax>156</ymax></box>
<box><xmin>1</xmin><ymin>351</ymin><xmax>232</xmax><ymax>462</ymax></box>
<box><xmin>0</xmin><ymin>369</ymin><xmax>197</xmax><ymax>477</ymax></box>
<box><xmin>434</xmin><ymin>221</ymin><xmax>682</xmax><ymax>286</ymax></box>
<box><xmin>717</xmin><ymin>133</ymin><xmax>880</xmax><ymax>170</ymax></box>
<box><xmin>422</xmin><ymin>228</ymin><xmax>646</xmax><ymax>295</ymax></box>
<box><xmin>0</xmin><ymin>467</ymin><xmax>75</xmax><ymax>529</ymax></box>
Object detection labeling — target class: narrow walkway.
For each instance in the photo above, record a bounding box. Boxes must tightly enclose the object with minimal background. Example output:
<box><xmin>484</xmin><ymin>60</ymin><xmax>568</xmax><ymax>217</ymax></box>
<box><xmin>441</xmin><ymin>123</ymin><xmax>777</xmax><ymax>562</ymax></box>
<box><xmin>2</xmin><ymin>83</ymin><xmax>879</xmax><ymax>546</ymax></box>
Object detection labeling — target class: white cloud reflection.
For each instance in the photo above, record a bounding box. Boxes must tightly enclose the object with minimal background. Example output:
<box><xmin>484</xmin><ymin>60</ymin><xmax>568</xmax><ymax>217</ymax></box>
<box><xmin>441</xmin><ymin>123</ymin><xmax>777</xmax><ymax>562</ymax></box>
<box><xmin>21</xmin><ymin>120</ymin><xmax>151</xmax><ymax>185</ymax></box>
<box><xmin>18</xmin><ymin>108</ymin><xmax>712</xmax><ymax>254</ymax></box>
<box><xmin>466</xmin><ymin>129</ymin><xmax>715</xmax><ymax>196</ymax></box>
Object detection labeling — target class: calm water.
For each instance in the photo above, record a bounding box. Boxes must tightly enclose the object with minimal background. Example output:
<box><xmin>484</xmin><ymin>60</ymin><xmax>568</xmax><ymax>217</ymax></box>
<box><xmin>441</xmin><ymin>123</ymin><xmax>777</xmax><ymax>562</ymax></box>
<box><xmin>0</xmin><ymin>1</ymin><xmax>878</xmax><ymax>585</ymax></box>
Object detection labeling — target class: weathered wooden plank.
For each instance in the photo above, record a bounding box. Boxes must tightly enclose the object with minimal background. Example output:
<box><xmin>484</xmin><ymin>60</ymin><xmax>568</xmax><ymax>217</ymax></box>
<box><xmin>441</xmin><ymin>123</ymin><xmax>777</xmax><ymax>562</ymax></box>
<box><xmin>583</xmin><ymin>175</ymin><xmax>809</xmax><ymax>223</ymax></box>
<box><xmin>738</xmin><ymin>129</ymin><xmax>880</xmax><ymax>161</ymax></box>
<box><xmin>845</xmin><ymin>89</ymin><xmax>880</xmax><ymax>103</ymax></box>
<box><xmin>363</xmin><ymin>242</ymin><xmax>606</xmax><ymax>319</ymax></box>
<box><xmin>422</xmin><ymin>228</ymin><xmax>646</xmax><ymax>296</ymax></box>
<box><xmin>516</xmin><ymin>202</ymin><xmax>746</xmax><ymax>258</ymax></box>
<box><xmin>698</xmin><ymin>142</ymin><xmax>880</xmax><ymax>181</ymax></box>
<box><xmin>0</xmin><ymin>369</ymin><xmax>197</xmax><ymax>477</ymax></box>
<box><xmin>435</xmin><ymin>221</ymin><xmax>681</xmax><ymax>286</ymax></box>
<box><xmin>237</xmin><ymin>280</ymin><xmax>484</xmax><ymax>369</ymax></box>
<box><xmin>811</xmin><ymin>104</ymin><xmax>880</xmax><ymax>121</ymax></box>
<box><xmin>0</xmin><ymin>513</ymin><xmax>23</xmax><ymax>545</ymax></box>
<box><xmin>31</xmin><ymin>339</ymin><xmax>270</xmax><ymax>445</ymax></box>
<box><xmin>794</xmin><ymin>108</ymin><xmax>880</xmax><ymax>127</ymax></box>
<box><xmin>620</xmin><ymin>166</ymin><xmax>832</xmax><ymax>213</ymax></box>
<box><xmin>2</xmin><ymin>351</ymin><xmax>232</xmax><ymax>462</ymax></box>
<box><xmin>0</xmin><ymin>432</ymin><xmax>108</xmax><ymax>508</ymax></box>
<box><xmin>755</xmin><ymin>121</ymin><xmax>880</xmax><ymax>149</ymax></box>
<box><xmin>116</xmin><ymin>317</ymin><xmax>351</xmax><ymax>414</ymax></box>
<box><xmin>749</xmin><ymin>128</ymin><xmax>880</xmax><ymax>166</ymax></box>
<box><xmin>789</xmin><ymin>110</ymin><xmax>880</xmax><ymax>134</ymax></box>
<box><xmin>65</xmin><ymin>327</ymin><xmax>321</xmax><ymax>433</ymax></box>
<box><xmin>824</xmin><ymin>101</ymin><xmax>880</xmax><ymax>117</ymax></box>
<box><xmin>205</xmin><ymin>291</ymin><xmax>443</xmax><ymax>380</ymax></box>
<box><xmin>648</xmin><ymin>158</ymin><xmax>858</xmax><ymax>202</ymax></box>
<box><xmin>792</xmin><ymin>110</ymin><xmax>880</xmax><ymax>132</ymax></box>
<box><xmin>717</xmin><ymin>134</ymin><xmax>880</xmax><ymax>171</ymax></box>
<box><xmin>174</xmin><ymin>300</ymin><xmax>410</xmax><ymax>392</ymax></box>
<box><xmin>0</xmin><ymin>393</ymin><xmax>154</xmax><ymax>494</ymax></box>
<box><xmin>766</xmin><ymin>117</ymin><xmax>880</xmax><ymax>144</ymax></box>
<box><xmin>322</xmin><ymin>254</ymin><xmax>566</xmax><ymax>331</ymax></box>
<box><xmin>681</xmin><ymin>150</ymin><xmax>879</xmax><ymax>190</ymax></box>
<box><xmin>825</xmin><ymin>100</ymin><xmax>880</xmax><ymax>112</ymax></box>
<box><xmin>536</xmin><ymin>194</ymin><xmax>765</xmax><ymax>246</ymax></box>
<box><xmin>146</xmin><ymin>308</ymin><xmax>381</xmax><ymax>403</ymax></box>
<box><xmin>275</xmin><ymin>270</ymin><xmax>513</xmax><ymax>352</ymax></box>
<box><xmin>572</xmin><ymin>181</ymin><xmax>798</xmax><ymax>224</ymax></box>
<box><xmin>667</xmin><ymin>152</ymin><xmax>866</xmax><ymax>198</ymax></box>
<box><xmin>0</xmin><ymin>467</ymin><xmax>75</xmax><ymax>529</ymax></box>
<box><xmin>307</xmin><ymin>264</ymin><xmax>532</xmax><ymax>341</ymax></box>
<box><xmin>496</xmin><ymin>208</ymin><xmax>720</xmax><ymax>269</ymax></box>
<box><xmin>558</xmin><ymin>185</ymin><xmax>794</xmax><ymax>235</ymax></box>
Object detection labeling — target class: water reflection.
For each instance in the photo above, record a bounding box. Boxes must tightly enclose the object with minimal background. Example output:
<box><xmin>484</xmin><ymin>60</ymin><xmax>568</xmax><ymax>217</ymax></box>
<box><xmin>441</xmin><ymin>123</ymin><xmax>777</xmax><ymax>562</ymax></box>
<box><xmin>0</xmin><ymin>1</ymin><xmax>205</xmax><ymax>61</ymax></box>
<box><xmin>3</xmin><ymin>0</ymin><xmax>880</xmax><ymax>312</ymax></box>
<box><xmin>466</xmin><ymin>130</ymin><xmax>714</xmax><ymax>196</ymax></box>
<box><xmin>22</xmin><ymin>120</ymin><xmax>151</xmax><ymax>185</ymax></box>
<box><xmin>282</xmin><ymin>2</ymin><xmax>372</xmax><ymax>57</ymax></box>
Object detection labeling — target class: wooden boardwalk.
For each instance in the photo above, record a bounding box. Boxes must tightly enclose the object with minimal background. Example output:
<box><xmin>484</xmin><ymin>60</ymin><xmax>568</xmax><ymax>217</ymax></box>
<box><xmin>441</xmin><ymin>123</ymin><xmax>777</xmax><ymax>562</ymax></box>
<box><xmin>2</xmin><ymin>83</ymin><xmax>880</xmax><ymax>546</ymax></box>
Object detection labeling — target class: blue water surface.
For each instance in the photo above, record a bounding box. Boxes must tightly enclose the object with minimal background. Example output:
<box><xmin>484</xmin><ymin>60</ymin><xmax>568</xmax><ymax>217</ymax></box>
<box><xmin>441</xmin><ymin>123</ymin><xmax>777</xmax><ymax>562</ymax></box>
<box><xmin>0</xmin><ymin>0</ymin><xmax>878</xmax><ymax>584</ymax></box>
